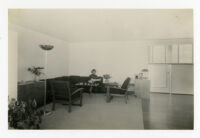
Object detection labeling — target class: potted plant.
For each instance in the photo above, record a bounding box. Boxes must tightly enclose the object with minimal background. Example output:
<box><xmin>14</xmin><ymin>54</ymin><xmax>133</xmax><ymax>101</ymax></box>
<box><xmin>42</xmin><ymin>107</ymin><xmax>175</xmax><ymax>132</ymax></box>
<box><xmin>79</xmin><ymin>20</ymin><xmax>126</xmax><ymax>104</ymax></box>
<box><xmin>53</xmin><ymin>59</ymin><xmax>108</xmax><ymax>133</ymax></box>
<box><xmin>103</xmin><ymin>74</ymin><xmax>111</xmax><ymax>83</ymax></box>
<box><xmin>27</xmin><ymin>66</ymin><xmax>44</xmax><ymax>81</ymax></box>
<box><xmin>8</xmin><ymin>98</ymin><xmax>43</xmax><ymax>129</ymax></box>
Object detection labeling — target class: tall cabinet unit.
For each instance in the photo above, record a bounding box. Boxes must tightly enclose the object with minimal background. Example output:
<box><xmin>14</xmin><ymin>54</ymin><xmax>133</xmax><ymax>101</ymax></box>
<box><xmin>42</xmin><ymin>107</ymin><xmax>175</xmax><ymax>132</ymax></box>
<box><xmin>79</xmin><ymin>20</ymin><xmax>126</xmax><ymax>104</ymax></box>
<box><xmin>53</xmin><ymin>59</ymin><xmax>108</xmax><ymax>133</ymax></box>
<box><xmin>149</xmin><ymin>64</ymin><xmax>171</xmax><ymax>93</ymax></box>
<box><xmin>179</xmin><ymin>44</ymin><xmax>193</xmax><ymax>64</ymax></box>
<box><xmin>166</xmin><ymin>44</ymin><xmax>179</xmax><ymax>63</ymax></box>
<box><xmin>149</xmin><ymin>43</ymin><xmax>193</xmax><ymax>94</ymax></box>
<box><xmin>149</xmin><ymin>44</ymin><xmax>193</xmax><ymax>64</ymax></box>
<box><xmin>150</xmin><ymin>45</ymin><xmax>166</xmax><ymax>63</ymax></box>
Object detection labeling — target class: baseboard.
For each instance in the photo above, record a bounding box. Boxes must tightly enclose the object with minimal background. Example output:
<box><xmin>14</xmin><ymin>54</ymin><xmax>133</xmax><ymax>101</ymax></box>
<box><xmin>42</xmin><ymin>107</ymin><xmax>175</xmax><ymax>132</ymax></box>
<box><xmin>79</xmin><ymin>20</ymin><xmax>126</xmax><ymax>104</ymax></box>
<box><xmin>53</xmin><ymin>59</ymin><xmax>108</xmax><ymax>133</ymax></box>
<box><xmin>150</xmin><ymin>91</ymin><xmax>170</xmax><ymax>94</ymax></box>
<box><xmin>171</xmin><ymin>92</ymin><xmax>193</xmax><ymax>95</ymax></box>
<box><xmin>150</xmin><ymin>91</ymin><xmax>193</xmax><ymax>95</ymax></box>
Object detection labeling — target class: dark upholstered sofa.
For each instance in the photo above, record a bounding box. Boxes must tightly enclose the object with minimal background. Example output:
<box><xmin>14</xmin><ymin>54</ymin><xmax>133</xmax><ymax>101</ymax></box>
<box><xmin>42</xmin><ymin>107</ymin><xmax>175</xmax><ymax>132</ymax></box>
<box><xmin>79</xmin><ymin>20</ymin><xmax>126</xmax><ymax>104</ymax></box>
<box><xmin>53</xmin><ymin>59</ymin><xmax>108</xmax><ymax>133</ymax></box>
<box><xmin>46</xmin><ymin>75</ymin><xmax>105</xmax><ymax>104</ymax></box>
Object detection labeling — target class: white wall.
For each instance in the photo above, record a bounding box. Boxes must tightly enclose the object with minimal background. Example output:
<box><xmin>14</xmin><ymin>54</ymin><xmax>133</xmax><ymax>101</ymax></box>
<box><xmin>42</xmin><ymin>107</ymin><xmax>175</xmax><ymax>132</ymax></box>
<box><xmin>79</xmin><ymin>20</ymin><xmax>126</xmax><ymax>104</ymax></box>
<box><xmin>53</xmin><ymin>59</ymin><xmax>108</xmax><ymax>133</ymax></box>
<box><xmin>9</xmin><ymin>23</ymin><xmax>70</xmax><ymax>82</ymax></box>
<box><xmin>8</xmin><ymin>30</ymin><xmax>18</xmax><ymax>99</ymax></box>
<box><xmin>68</xmin><ymin>41</ymin><xmax>149</xmax><ymax>84</ymax></box>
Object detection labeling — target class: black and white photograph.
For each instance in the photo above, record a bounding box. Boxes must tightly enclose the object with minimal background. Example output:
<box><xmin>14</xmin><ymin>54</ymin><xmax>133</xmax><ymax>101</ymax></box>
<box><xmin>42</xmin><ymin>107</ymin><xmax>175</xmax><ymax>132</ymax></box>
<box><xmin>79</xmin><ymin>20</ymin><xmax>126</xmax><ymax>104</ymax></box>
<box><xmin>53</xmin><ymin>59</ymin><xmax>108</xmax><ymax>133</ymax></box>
<box><xmin>7</xmin><ymin>9</ymin><xmax>194</xmax><ymax>130</ymax></box>
<box><xmin>1</xmin><ymin>0</ymin><xmax>200</xmax><ymax>138</ymax></box>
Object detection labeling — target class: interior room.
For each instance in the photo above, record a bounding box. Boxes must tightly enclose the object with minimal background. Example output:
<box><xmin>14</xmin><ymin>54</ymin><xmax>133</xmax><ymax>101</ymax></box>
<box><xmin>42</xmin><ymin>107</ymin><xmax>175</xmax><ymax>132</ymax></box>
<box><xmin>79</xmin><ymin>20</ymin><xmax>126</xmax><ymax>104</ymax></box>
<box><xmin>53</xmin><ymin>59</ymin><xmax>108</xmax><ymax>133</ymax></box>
<box><xmin>8</xmin><ymin>9</ymin><xmax>193</xmax><ymax>129</ymax></box>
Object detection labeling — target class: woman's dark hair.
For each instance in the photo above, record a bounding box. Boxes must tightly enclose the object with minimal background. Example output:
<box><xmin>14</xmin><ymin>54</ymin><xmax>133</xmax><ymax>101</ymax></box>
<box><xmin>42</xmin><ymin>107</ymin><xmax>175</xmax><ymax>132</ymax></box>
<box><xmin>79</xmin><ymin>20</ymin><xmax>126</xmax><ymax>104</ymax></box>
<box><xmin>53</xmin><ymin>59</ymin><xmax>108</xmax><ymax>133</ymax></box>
<box><xmin>91</xmin><ymin>69</ymin><xmax>96</xmax><ymax>73</ymax></box>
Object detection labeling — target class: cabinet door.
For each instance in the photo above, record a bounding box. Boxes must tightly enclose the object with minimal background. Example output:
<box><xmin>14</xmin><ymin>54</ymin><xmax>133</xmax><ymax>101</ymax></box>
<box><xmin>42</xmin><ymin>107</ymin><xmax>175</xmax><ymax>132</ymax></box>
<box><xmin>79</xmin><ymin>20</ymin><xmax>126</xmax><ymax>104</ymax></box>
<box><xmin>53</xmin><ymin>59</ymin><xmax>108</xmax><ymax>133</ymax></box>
<box><xmin>33</xmin><ymin>82</ymin><xmax>45</xmax><ymax>107</ymax></box>
<box><xmin>171</xmin><ymin>65</ymin><xmax>193</xmax><ymax>94</ymax></box>
<box><xmin>149</xmin><ymin>64</ymin><xmax>171</xmax><ymax>93</ymax></box>
<box><xmin>166</xmin><ymin>44</ymin><xmax>179</xmax><ymax>63</ymax></box>
<box><xmin>17</xmin><ymin>82</ymin><xmax>45</xmax><ymax>107</ymax></box>
<box><xmin>179</xmin><ymin>44</ymin><xmax>193</xmax><ymax>63</ymax></box>
<box><xmin>152</xmin><ymin>45</ymin><xmax>166</xmax><ymax>63</ymax></box>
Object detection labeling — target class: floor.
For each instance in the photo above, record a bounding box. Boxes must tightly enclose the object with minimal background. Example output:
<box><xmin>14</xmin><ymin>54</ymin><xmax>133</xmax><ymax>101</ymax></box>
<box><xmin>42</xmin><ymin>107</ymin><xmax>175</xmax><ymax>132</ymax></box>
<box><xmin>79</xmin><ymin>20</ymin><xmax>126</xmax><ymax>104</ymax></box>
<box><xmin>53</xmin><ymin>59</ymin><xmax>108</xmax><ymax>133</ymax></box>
<box><xmin>40</xmin><ymin>93</ymin><xmax>144</xmax><ymax>129</ymax></box>
<box><xmin>40</xmin><ymin>92</ymin><xmax>193</xmax><ymax>129</ymax></box>
<box><xmin>142</xmin><ymin>93</ymin><xmax>193</xmax><ymax>129</ymax></box>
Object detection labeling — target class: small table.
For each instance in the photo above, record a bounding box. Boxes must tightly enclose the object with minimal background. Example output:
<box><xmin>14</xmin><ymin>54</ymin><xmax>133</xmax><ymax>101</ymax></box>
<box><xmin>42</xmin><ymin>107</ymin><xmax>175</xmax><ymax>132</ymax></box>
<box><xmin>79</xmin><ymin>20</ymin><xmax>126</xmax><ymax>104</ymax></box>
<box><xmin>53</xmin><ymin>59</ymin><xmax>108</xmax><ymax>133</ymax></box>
<box><xmin>76</xmin><ymin>82</ymin><xmax>100</xmax><ymax>94</ymax></box>
<box><xmin>76</xmin><ymin>82</ymin><xmax>89</xmax><ymax>87</ymax></box>
<box><xmin>104</xmin><ymin>82</ymin><xmax>119</xmax><ymax>102</ymax></box>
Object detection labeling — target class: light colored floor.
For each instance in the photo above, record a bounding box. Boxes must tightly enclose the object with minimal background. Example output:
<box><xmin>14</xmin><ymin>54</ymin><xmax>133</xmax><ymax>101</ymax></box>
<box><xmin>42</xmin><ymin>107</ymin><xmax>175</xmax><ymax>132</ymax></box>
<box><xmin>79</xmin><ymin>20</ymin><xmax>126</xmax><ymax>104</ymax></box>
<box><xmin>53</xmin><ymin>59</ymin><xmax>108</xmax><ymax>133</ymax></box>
<box><xmin>40</xmin><ymin>93</ymin><xmax>144</xmax><ymax>129</ymax></box>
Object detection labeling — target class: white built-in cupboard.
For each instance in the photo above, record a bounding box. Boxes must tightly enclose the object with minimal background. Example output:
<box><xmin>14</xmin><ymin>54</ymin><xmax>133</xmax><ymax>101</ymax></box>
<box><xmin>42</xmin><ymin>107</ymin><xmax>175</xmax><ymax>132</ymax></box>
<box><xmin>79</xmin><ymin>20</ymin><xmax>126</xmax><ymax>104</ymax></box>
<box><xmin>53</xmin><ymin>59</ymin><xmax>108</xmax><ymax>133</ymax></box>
<box><xmin>149</xmin><ymin>44</ymin><xmax>193</xmax><ymax>64</ymax></box>
<box><xmin>149</xmin><ymin>44</ymin><xmax>193</xmax><ymax>94</ymax></box>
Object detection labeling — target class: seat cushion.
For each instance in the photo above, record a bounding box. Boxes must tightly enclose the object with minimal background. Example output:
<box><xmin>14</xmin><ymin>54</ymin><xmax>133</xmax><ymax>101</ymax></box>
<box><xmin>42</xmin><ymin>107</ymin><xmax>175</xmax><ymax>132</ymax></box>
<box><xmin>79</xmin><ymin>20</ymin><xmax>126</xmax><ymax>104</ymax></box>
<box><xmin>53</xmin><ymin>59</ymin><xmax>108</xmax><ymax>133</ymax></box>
<box><xmin>110</xmin><ymin>87</ymin><xmax>126</xmax><ymax>95</ymax></box>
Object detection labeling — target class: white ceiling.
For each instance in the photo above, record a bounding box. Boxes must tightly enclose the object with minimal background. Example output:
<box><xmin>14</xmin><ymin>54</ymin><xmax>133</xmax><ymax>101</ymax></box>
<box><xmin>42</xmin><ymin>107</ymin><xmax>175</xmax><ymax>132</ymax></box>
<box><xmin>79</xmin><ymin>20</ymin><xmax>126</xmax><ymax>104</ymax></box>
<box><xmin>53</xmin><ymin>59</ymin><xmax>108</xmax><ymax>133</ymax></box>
<box><xmin>8</xmin><ymin>9</ymin><xmax>193</xmax><ymax>42</ymax></box>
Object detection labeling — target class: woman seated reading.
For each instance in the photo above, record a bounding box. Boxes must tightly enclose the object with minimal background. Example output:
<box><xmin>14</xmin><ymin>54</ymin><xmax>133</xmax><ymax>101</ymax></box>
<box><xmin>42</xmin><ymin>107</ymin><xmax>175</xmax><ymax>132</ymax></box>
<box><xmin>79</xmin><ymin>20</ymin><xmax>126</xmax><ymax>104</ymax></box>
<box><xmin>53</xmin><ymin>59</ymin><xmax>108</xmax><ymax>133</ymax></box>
<box><xmin>88</xmin><ymin>69</ymin><xmax>102</xmax><ymax>93</ymax></box>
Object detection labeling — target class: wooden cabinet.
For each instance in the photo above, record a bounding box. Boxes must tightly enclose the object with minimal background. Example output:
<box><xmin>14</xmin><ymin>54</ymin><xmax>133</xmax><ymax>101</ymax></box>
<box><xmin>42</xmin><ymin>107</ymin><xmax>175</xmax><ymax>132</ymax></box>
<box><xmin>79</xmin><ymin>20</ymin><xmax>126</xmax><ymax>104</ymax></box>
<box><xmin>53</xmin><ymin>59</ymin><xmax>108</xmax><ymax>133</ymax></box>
<box><xmin>18</xmin><ymin>81</ymin><xmax>46</xmax><ymax>107</ymax></box>
<box><xmin>135</xmin><ymin>80</ymin><xmax>150</xmax><ymax>99</ymax></box>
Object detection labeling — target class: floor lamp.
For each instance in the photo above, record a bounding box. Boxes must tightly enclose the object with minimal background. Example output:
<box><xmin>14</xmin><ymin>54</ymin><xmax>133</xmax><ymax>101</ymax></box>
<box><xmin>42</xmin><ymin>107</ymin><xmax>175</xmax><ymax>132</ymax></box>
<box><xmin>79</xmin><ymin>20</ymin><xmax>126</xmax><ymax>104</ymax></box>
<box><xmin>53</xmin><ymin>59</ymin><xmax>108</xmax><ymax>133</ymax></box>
<box><xmin>39</xmin><ymin>44</ymin><xmax>54</xmax><ymax>116</ymax></box>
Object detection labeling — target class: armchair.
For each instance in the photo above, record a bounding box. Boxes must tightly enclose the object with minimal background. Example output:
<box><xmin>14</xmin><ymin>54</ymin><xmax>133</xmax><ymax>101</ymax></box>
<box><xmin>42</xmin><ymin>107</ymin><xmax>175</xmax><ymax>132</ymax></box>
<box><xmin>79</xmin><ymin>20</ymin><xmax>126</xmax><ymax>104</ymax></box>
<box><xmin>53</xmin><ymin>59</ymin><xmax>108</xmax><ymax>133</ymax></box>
<box><xmin>50</xmin><ymin>80</ymin><xmax>83</xmax><ymax>113</ymax></box>
<box><xmin>108</xmin><ymin>77</ymin><xmax>131</xmax><ymax>103</ymax></box>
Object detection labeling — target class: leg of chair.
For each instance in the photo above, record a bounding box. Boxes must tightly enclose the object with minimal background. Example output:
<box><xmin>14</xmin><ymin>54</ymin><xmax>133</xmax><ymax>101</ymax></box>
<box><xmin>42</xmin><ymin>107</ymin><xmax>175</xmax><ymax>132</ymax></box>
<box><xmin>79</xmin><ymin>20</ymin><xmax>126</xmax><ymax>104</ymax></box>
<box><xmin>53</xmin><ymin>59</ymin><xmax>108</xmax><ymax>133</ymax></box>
<box><xmin>125</xmin><ymin>95</ymin><xmax>128</xmax><ymax>104</ymax></box>
<box><xmin>89</xmin><ymin>86</ymin><xmax>93</xmax><ymax>95</ymax></box>
<box><xmin>108</xmin><ymin>96</ymin><xmax>113</xmax><ymax>102</ymax></box>
<box><xmin>68</xmin><ymin>102</ymin><xmax>71</xmax><ymax>113</ymax></box>
<box><xmin>80</xmin><ymin>95</ymin><xmax>83</xmax><ymax>107</ymax></box>
<box><xmin>106</xmin><ymin>86</ymin><xmax>111</xmax><ymax>102</ymax></box>
<box><xmin>68</xmin><ymin>99</ymin><xmax>72</xmax><ymax>113</ymax></box>
<box><xmin>52</xmin><ymin>100</ymin><xmax>55</xmax><ymax>111</ymax></box>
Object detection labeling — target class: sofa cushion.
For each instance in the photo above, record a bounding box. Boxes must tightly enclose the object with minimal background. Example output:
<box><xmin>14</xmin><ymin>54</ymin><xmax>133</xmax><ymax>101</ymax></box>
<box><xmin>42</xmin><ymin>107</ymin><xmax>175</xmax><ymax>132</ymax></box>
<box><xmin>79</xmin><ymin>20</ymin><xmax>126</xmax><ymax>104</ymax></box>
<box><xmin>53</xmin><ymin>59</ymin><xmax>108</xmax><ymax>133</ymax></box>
<box><xmin>69</xmin><ymin>76</ymin><xmax>81</xmax><ymax>84</ymax></box>
<box><xmin>79</xmin><ymin>76</ymin><xmax>90</xmax><ymax>83</ymax></box>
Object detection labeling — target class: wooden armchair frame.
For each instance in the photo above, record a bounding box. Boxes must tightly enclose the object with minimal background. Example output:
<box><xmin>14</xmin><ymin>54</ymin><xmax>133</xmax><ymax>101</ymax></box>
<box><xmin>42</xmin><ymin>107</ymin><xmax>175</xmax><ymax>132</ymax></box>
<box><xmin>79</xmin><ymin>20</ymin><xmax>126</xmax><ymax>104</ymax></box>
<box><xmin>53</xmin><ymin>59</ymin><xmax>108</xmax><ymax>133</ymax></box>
<box><xmin>50</xmin><ymin>80</ymin><xmax>84</xmax><ymax>112</ymax></box>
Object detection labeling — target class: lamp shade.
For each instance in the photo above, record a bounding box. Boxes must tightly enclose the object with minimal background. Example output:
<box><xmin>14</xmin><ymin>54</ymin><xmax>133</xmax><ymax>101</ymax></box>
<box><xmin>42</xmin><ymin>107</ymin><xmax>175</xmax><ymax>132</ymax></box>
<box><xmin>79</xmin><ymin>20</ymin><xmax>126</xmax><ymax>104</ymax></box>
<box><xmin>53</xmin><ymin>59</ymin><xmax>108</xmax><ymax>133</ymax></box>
<box><xmin>39</xmin><ymin>45</ymin><xmax>54</xmax><ymax>51</ymax></box>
